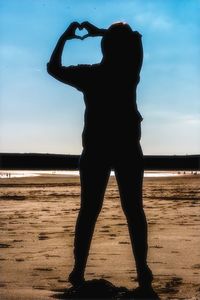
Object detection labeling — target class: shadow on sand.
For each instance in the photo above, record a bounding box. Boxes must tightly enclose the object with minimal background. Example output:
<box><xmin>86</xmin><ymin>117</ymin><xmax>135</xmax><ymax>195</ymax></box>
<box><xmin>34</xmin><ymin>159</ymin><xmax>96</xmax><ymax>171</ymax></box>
<box><xmin>52</xmin><ymin>279</ymin><xmax>160</xmax><ymax>299</ymax></box>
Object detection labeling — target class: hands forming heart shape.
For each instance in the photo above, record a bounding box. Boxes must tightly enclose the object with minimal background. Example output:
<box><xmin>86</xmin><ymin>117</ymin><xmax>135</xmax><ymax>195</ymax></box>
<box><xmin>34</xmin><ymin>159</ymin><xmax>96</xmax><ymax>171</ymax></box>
<box><xmin>64</xmin><ymin>21</ymin><xmax>105</xmax><ymax>40</ymax></box>
<box><xmin>74</xmin><ymin>25</ymin><xmax>90</xmax><ymax>40</ymax></box>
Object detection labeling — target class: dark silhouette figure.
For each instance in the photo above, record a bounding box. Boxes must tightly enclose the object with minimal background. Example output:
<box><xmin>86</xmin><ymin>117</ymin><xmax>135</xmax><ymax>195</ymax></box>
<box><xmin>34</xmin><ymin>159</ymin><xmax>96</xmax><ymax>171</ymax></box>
<box><xmin>47</xmin><ymin>21</ymin><xmax>154</xmax><ymax>294</ymax></box>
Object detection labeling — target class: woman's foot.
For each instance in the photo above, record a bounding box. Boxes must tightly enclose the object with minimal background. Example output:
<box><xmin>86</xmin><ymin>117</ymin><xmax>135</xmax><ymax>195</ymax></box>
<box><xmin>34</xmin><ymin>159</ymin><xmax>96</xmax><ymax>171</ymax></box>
<box><xmin>68</xmin><ymin>269</ymin><xmax>85</xmax><ymax>287</ymax></box>
<box><xmin>137</xmin><ymin>265</ymin><xmax>153</xmax><ymax>288</ymax></box>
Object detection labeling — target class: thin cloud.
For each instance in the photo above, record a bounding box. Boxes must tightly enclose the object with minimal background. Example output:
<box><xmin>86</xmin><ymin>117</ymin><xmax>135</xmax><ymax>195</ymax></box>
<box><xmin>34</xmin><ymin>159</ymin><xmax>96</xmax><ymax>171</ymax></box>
<box><xmin>135</xmin><ymin>11</ymin><xmax>172</xmax><ymax>30</ymax></box>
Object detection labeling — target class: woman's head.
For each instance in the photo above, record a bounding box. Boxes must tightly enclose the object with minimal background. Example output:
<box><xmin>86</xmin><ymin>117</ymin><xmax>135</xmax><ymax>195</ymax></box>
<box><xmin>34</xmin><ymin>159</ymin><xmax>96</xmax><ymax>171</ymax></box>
<box><xmin>101</xmin><ymin>22</ymin><xmax>138</xmax><ymax>64</ymax></box>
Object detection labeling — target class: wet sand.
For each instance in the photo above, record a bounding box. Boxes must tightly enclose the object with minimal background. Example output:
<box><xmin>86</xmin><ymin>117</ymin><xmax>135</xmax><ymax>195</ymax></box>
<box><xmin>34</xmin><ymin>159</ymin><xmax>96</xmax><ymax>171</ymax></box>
<box><xmin>0</xmin><ymin>175</ymin><xmax>200</xmax><ymax>299</ymax></box>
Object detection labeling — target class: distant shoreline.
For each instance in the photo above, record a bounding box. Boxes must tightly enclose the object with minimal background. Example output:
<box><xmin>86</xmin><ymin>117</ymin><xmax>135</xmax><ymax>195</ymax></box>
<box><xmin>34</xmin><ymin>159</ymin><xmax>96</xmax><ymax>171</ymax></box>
<box><xmin>0</xmin><ymin>153</ymin><xmax>199</xmax><ymax>171</ymax></box>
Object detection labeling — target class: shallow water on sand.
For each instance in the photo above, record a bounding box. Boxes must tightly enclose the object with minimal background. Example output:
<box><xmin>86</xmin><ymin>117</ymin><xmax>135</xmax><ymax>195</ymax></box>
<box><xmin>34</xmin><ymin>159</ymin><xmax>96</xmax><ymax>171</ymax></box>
<box><xmin>0</xmin><ymin>170</ymin><xmax>198</xmax><ymax>179</ymax></box>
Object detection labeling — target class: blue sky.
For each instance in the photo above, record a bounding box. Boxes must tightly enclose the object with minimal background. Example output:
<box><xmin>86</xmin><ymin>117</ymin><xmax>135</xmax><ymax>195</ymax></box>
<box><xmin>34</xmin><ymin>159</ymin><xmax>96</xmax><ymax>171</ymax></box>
<box><xmin>0</xmin><ymin>0</ymin><xmax>199</xmax><ymax>155</ymax></box>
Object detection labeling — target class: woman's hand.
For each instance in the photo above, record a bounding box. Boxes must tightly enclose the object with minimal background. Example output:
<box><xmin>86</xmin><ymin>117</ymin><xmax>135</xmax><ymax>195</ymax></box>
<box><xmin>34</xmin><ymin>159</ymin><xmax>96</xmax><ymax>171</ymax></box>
<box><xmin>61</xmin><ymin>22</ymin><xmax>82</xmax><ymax>40</ymax></box>
<box><xmin>81</xmin><ymin>21</ymin><xmax>106</xmax><ymax>37</ymax></box>
<box><xmin>61</xmin><ymin>21</ymin><xmax>106</xmax><ymax>41</ymax></box>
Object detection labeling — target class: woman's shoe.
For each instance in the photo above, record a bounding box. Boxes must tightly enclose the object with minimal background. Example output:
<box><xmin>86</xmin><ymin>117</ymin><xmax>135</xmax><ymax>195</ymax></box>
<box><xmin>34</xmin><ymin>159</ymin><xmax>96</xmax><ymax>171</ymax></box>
<box><xmin>68</xmin><ymin>269</ymin><xmax>85</xmax><ymax>287</ymax></box>
<box><xmin>138</xmin><ymin>265</ymin><xmax>153</xmax><ymax>288</ymax></box>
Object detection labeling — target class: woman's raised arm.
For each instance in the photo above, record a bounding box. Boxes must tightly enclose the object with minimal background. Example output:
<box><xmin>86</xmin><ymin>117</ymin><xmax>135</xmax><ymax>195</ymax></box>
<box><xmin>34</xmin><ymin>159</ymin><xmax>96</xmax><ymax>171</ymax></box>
<box><xmin>47</xmin><ymin>22</ymin><xmax>81</xmax><ymax>79</ymax></box>
<box><xmin>47</xmin><ymin>22</ymin><xmax>106</xmax><ymax>90</ymax></box>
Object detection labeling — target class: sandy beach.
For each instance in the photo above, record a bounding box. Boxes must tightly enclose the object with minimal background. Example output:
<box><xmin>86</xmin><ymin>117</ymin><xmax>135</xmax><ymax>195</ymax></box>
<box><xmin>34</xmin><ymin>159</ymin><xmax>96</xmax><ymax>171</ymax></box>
<box><xmin>0</xmin><ymin>174</ymin><xmax>200</xmax><ymax>300</ymax></box>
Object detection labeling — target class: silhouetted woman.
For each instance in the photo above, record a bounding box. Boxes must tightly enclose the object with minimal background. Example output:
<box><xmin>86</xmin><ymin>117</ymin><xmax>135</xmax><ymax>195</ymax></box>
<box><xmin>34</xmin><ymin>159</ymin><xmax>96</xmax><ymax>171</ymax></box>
<box><xmin>47</xmin><ymin>21</ymin><xmax>153</xmax><ymax>290</ymax></box>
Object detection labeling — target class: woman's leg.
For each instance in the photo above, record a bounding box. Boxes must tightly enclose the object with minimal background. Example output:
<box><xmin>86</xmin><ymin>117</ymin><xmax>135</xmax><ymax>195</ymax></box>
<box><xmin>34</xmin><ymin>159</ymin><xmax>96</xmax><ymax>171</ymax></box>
<box><xmin>114</xmin><ymin>149</ymin><xmax>153</xmax><ymax>288</ymax></box>
<box><xmin>69</xmin><ymin>150</ymin><xmax>110</xmax><ymax>286</ymax></box>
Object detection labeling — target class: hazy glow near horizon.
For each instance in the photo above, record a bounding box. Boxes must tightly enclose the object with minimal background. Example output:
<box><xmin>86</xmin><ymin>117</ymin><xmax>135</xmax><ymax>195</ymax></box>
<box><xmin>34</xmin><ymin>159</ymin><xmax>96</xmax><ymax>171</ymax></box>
<box><xmin>1</xmin><ymin>170</ymin><xmax>197</xmax><ymax>179</ymax></box>
<box><xmin>0</xmin><ymin>0</ymin><xmax>199</xmax><ymax>155</ymax></box>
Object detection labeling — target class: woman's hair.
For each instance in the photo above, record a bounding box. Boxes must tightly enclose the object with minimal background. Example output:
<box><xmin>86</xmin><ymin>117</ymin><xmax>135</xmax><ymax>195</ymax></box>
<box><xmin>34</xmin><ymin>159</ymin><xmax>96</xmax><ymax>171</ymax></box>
<box><xmin>101</xmin><ymin>22</ymin><xmax>139</xmax><ymax>64</ymax></box>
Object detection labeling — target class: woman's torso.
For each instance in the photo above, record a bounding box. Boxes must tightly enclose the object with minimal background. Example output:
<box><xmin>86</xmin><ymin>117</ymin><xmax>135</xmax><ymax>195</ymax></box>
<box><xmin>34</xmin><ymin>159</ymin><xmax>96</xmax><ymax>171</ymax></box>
<box><xmin>81</xmin><ymin>63</ymin><xmax>142</xmax><ymax>150</ymax></box>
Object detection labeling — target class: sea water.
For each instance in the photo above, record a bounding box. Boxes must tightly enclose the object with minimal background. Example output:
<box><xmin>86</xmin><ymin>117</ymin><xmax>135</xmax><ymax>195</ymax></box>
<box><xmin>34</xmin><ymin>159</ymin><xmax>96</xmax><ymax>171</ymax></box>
<box><xmin>0</xmin><ymin>170</ymin><xmax>198</xmax><ymax>179</ymax></box>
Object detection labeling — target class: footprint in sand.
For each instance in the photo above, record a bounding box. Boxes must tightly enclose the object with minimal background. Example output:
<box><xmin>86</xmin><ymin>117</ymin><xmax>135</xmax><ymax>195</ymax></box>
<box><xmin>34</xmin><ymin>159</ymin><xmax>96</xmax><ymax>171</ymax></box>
<box><xmin>119</xmin><ymin>241</ymin><xmax>130</xmax><ymax>244</ymax></box>
<box><xmin>160</xmin><ymin>277</ymin><xmax>183</xmax><ymax>294</ymax></box>
<box><xmin>0</xmin><ymin>243</ymin><xmax>11</xmax><ymax>248</ymax></box>
<box><xmin>33</xmin><ymin>267</ymin><xmax>53</xmax><ymax>271</ymax></box>
<box><xmin>15</xmin><ymin>258</ymin><xmax>25</xmax><ymax>262</ymax></box>
<box><xmin>38</xmin><ymin>233</ymin><xmax>49</xmax><ymax>240</ymax></box>
<box><xmin>192</xmin><ymin>264</ymin><xmax>200</xmax><ymax>269</ymax></box>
